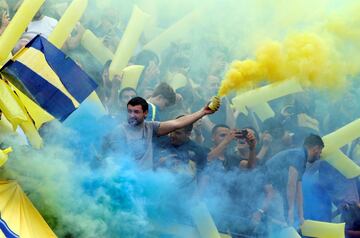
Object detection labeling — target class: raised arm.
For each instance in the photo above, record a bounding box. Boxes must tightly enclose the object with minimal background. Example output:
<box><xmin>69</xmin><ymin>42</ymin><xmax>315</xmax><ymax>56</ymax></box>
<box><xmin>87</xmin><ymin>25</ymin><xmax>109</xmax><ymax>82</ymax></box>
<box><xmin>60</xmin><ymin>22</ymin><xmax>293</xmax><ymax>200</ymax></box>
<box><xmin>157</xmin><ymin>104</ymin><xmax>219</xmax><ymax>136</ymax></box>
<box><xmin>157</xmin><ymin>98</ymin><xmax>220</xmax><ymax>136</ymax></box>
<box><xmin>207</xmin><ymin>130</ymin><xmax>235</xmax><ymax>161</ymax></box>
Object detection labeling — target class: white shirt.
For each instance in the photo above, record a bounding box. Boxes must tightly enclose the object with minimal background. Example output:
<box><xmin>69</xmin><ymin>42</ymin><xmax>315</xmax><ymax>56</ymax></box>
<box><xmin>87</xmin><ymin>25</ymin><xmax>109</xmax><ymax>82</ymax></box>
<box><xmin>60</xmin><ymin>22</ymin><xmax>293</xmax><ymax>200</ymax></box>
<box><xmin>22</xmin><ymin>16</ymin><xmax>58</xmax><ymax>40</ymax></box>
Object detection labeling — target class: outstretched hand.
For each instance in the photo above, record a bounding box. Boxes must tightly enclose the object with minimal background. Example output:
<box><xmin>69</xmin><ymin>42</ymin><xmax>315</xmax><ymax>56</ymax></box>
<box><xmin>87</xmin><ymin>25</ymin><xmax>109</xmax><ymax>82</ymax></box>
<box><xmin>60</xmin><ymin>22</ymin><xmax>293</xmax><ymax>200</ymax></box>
<box><xmin>203</xmin><ymin>96</ymin><xmax>221</xmax><ymax>115</ymax></box>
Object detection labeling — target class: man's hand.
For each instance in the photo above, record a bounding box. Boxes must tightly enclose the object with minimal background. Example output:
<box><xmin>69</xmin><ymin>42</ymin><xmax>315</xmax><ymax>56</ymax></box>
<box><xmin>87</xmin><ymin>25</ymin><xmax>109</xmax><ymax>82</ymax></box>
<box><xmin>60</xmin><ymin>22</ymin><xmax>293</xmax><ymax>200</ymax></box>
<box><xmin>112</xmin><ymin>73</ymin><xmax>123</xmax><ymax>88</ymax></box>
<box><xmin>246</xmin><ymin>130</ymin><xmax>257</xmax><ymax>150</ymax></box>
<box><xmin>204</xmin><ymin>97</ymin><xmax>221</xmax><ymax>115</ymax></box>
<box><xmin>0</xmin><ymin>11</ymin><xmax>10</xmax><ymax>34</ymax></box>
<box><xmin>225</xmin><ymin>129</ymin><xmax>237</xmax><ymax>143</ymax></box>
<box><xmin>75</xmin><ymin>22</ymin><xmax>85</xmax><ymax>35</ymax></box>
<box><xmin>1</xmin><ymin>11</ymin><xmax>10</xmax><ymax>28</ymax></box>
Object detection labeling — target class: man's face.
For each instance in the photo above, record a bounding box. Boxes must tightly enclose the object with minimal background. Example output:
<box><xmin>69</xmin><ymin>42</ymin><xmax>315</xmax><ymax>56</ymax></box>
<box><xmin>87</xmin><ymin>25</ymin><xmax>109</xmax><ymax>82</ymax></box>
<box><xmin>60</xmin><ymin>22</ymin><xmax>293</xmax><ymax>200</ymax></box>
<box><xmin>308</xmin><ymin>145</ymin><xmax>323</xmax><ymax>163</ymax></box>
<box><xmin>157</xmin><ymin>96</ymin><xmax>170</xmax><ymax>111</ymax></box>
<box><xmin>170</xmin><ymin>128</ymin><xmax>189</xmax><ymax>146</ymax></box>
<box><xmin>120</xmin><ymin>90</ymin><xmax>137</xmax><ymax>106</ymax></box>
<box><xmin>212</xmin><ymin>127</ymin><xmax>230</xmax><ymax>146</ymax></box>
<box><xmin>127</xmin><ymin>105</ymin><xmax>147</xmax><ymax>126</ymax></box>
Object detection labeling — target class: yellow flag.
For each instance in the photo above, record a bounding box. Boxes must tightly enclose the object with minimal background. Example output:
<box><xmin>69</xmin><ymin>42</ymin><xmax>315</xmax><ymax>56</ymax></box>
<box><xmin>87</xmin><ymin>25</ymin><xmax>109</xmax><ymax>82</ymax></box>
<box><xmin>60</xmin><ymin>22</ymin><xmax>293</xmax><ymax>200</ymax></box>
<box><xmin>81</xmin><ymin>29</ymin><xmax>114</xmax><ymax>65</ymax></box>
<box><xmin>0</xmin><ymin>147</ymin><xmax>12</xmax><ymax>167</ymax></box>
<box><xmin>0</xmin><ymin>181</ymin><xmax>56</xmax><ymax>238</ymax></box>
<box><xmin>301</xmin><ymin>220</ymin><xmax>345</xmax><ymax>238</ymax></box>
<box><xmin>0</xmin><ymin>79</ymin><xmax>28</xmax><ymax>129</ymax></box>
<box><xmin>121</xmin><ymin>65</ymin><xmax>144</xmax><ymax>90</ymax></box>
<box><xmin>48</xmin><ymin>0</ymin><xmax>88</xmax><ymax>48</ymax></box>
<box><xmin>109</xmin><ymin>5</ymin><xmax>150</xmax><ymax>80</ymax></box>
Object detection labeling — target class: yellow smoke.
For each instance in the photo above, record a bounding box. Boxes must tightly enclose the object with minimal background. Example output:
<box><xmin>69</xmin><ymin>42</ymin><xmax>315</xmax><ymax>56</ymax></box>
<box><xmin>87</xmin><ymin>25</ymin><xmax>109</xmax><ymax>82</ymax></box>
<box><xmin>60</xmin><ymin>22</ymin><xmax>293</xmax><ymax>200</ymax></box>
<box><xmin>218</xmin><ymin>31</ymin><xmax>349</xmax><ymax>96</ymax></box>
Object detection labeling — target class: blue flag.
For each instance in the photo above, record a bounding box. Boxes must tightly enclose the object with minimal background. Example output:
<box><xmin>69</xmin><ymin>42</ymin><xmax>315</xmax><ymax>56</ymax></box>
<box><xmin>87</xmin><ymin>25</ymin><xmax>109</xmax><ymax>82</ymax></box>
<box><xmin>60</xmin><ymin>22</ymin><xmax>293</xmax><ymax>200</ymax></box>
<box><xmin>1</xmin><ymin>35</ymin><xmax>98</xmax><ymax>122</ymax></box>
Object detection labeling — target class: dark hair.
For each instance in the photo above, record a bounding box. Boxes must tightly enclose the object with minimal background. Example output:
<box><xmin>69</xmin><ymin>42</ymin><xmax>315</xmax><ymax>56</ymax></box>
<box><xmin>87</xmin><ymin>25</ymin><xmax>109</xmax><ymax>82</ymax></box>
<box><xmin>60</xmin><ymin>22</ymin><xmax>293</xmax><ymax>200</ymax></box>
<box><xmin>263</xmin><ymin>117</ymin><xmax>285</xmax><ymax>139</ymax></box>
<box><xmin>119</xmin><ymin>87</ymin><xmax>137</xmax><ymax>100</ymax></box>
<box><xmin>152</xmin><ymin>82</ymin><xmax>176</xmax><ymax>106</ymax></box>
<box><xmin>212</xmin><ymin>124</ymin><xmax>230</xmax><ymax>135</ymax></box>
<box><xmin>176</xmin><ymin>115</ymin><xmax>193</xmax><ymax>133</ymax></box>
<box><xmin>303</xmin><ymin>134</ymin><xmax>324</xmax><ymax>148</ymax></box>
<box><xmin>127</xmin><ymin>97</ymin><xmax>148</xmax><ymax>112</ymax></box>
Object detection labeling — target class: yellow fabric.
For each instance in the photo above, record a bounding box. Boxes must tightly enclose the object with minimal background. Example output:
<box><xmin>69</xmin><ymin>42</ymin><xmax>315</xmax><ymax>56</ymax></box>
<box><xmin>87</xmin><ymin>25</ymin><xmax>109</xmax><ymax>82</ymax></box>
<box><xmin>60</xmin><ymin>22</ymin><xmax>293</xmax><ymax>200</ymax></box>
<box><xmin>301</xmin><ymin>220</ymin><xmax>345</xmax><ymax>238</ymax></box>
<box><xmin>0</xmin><ymin>79</ymin><xmax>43</xmax><ymax>148</ymax></box>
<box><xmin>322</xmin><ymin>118</ymin><xmax>360</xmax><ymax>152</ymax></box>
<box><xmin>321</xmin><ymin>118</ymin><xmax>360</xmax><ymax>178</ymax></box>
<box><xmin>231</xmin><ymin>79</ymin><xmax>303</xmax><ymax>111</ymax></box>
<box><xmin>0</xmin><ymin>0</ymin><xmax>45</xmax><ymax>65</ymax></box>
<box><xmin>109</xmin><ymin>5</ymin><xmax>150</xmax><ymax>80</ymax></box>
<box><xmin>167</xmin><ymin>73</ymin><xmax>187</xmax><ymax>90</ymax></box>
<box><xmin>0</xmin><ymin>147</ymin><xmax>12</xmax><ymax>167</ymax></box>
<box><xmin>11</xmin><ymin>84</ymin><xmax>54</xmax><ymax>130</ymax></box>
<box><xmin>252</xmin><ymin>103</ymin><xmax>275</xmax><ymax>122</ymax></box>
<box><xmin>0</xmin><ymin>114</ymin><xmax>14</xmax><ymax>135</ymax></box>
<box><xmin>13</xmin><ymin>48</ymin><xmax>80</xmax><ymax>108</ymax></box>
<box><xmin>191</xmin><ymin>202</ymin><xmax>221</xmax><ymax>238</ymax></box>
<box><xmin>0</xmin><ymin>79</ymin><xmax>28</xmax><ymax>129</ymax></box>
<box><xmin>121</xmin><ymin>65</ymin><xmax>144</xmax><ymax>90</ymax></box>
<box><xmin>19</xmin><ymin>121</ymin><xmax>43</xmax><ymax>149</ymax></box>
<box><xmin>80</xmin><ymin>29</ymin><xmax>114</xmax><ymax>65</ymax></box>
<box><xmin>48</xmin><ymin>0</ymin><xmax>88</xmax><ymax>49</ymax></box>
<box><xmin>297</xmin><ymin>113</ymin><xmax>320</xmax><ymax>132</ymax></box>
<box><xmin>323</xmin><ymin>150</ymin><xmax>360</xmax><ymax>179</ymax></box>
<box><xmin>0</xmin><ymin>181</ymin><xmax>56</xmax><ymax>238</ymax></box>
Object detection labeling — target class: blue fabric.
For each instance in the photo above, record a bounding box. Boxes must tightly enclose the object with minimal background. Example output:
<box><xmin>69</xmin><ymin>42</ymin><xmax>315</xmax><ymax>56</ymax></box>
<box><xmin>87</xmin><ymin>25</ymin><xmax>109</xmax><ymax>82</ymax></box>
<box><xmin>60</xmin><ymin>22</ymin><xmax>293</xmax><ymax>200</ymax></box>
<box><xmin>1</xmin><ymin>35</ymin><xmax>97</xmax><ymax>122</ymax></box>
<box><xmin>266</xmin><ymin>147</ymin><xmax>308</xmax><ymax>181</ymax></box>
<box><xmin>302</xmin><ymin>172</ymin><xmax>332</xmax><ymax>222</ymax></box>
<box><xmin>146</xmin><ymin>102</ymin><xmax>160</xmax><ymax>121</ymax></box>
<box><xmin>3</xmin><ymin>61</ymin><xmax>76</xmax><ymax>121</ymax></box>
<box><xmin>0</xmin><ymin>216</ymin><xmax>19</xmax><ymax>238</ymax></box>
<box><xmin>28</xmin><ymin>35</ymin><xmax>97</xmax><ymax>102</ymax></box>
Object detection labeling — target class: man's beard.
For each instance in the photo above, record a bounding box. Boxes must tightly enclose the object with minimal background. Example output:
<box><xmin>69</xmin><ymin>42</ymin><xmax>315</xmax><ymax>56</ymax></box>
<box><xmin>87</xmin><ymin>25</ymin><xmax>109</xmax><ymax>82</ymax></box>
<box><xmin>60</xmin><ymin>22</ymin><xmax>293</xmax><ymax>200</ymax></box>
<box><xmin>128</xmin><ymin>117</ymin><xmax>142</xmax><ymax>126</ymax></box>
<box><xmin>309</xmin><ymin>155</ymin><xmax>320</xmax><ymax>163</ymax></box>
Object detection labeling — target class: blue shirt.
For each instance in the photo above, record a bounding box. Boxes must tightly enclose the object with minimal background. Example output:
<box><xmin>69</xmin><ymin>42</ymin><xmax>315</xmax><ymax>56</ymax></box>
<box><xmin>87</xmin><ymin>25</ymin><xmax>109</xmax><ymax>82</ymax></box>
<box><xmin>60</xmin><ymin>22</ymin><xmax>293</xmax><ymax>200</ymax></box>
<box><xmin>265</xmin><ymin>147</ymin><xmax>308</xmax><ymax>183</ymax></box>
<box><xmin>146</xmin><ymin>102</ymin><xmax>160</xmax><ymax>121</ymax></box>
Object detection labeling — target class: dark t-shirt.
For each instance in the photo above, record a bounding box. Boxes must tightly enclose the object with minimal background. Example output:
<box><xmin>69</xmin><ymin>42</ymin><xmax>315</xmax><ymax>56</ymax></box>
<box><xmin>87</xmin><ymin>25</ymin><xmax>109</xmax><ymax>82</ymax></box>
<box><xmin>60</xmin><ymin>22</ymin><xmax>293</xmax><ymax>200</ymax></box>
<box><xmin>156</xmin><ymin>139</ymin><xmax>207</xmax><ymax>173</ymax></box>
<box><xmin>265</xmin><ymin>147</ymin><xmax>308</xmax><ymax>191</ymax></box>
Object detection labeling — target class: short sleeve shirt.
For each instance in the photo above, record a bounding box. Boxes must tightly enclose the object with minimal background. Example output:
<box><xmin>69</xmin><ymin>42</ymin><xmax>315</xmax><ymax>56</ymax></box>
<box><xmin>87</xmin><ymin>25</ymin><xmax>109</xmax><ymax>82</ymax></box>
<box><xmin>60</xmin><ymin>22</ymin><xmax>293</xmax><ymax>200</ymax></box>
<box><xmin>106</xmin><ymin>121</ymin><xmax>160</xmax><ymax>168</ymax></box>
<box><xmin>156</xmin><ymin>139</ymin><xmax>207</xmax><ymax>173</ymax></box>
<box><xmin>265</xmin><ymin>147</ymin><xmax>308</xmax><ymax>189</ymax></box>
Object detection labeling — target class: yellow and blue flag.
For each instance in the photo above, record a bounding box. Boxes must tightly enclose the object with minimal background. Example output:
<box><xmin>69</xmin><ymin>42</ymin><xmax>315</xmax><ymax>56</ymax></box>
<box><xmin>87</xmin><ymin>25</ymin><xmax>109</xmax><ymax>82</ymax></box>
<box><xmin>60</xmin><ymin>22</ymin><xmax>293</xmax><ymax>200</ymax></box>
<box><xmin>0</xmin><ymin>181</ymin><xmax>56</xmax><ymax>238</ymax></box>
<box><xmin>1</xmin><ymin>35</ymin><xmax>98</xmax><ymax>122</ymax></box>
